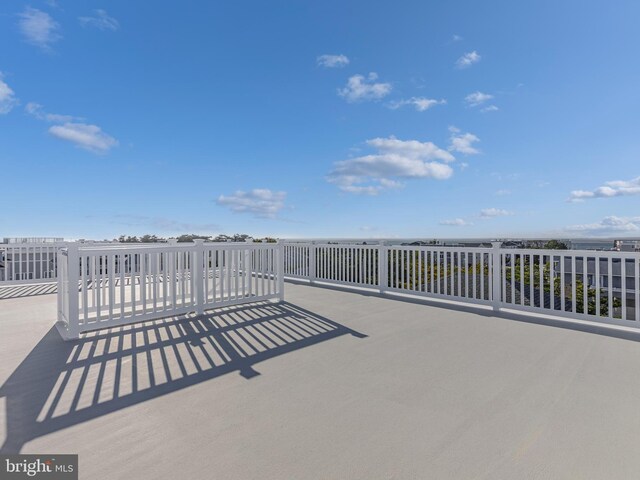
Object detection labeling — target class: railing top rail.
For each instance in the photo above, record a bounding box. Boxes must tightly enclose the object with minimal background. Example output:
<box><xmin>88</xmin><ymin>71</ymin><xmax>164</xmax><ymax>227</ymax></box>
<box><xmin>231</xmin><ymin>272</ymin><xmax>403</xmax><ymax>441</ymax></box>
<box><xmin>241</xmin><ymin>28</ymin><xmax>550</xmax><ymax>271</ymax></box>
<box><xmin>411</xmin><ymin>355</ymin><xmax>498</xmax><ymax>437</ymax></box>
<box><xmin>75</xmin><ymin>241</ymin><xmax>279</xmax><ymax>254</ymax></box>
<box><xmin>0</xmin><ymin>241</ymin><xmax>70</xmax><ymax>248</ymax></box>
<box><xmin>387</xmin><ymin>244</ymin><xmax>495</xmax><ymax>252</ymax></box>
<box><xmin>282</xmin><ymin>241</ymin><xmax>639</xmax><ymax>258</ymax></box>
<box><xmin>500</xmin><ymin>247</ymin><xmax>640</xmax><ymax>258</ymax></box>
<box><xmin>285</xmin><ymin>242</ymin><xmax>496</xmax><ymax>252</ymax></box>
<box><xmin>301</xmin><ymin>243</ymin><xmax>381</xmax><ymax>249</ymax></box>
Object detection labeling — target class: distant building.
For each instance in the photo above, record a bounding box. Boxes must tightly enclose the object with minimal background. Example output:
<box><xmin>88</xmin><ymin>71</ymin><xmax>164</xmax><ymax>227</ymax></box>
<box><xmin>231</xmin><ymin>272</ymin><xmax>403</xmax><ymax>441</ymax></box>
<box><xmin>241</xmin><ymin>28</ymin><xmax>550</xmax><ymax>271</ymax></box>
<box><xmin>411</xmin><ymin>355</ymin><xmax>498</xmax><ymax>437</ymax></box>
<box><xmin>2</xmin><ymin>237</ymin><xmax>64</xmax><ymax>244</ymax></box>
<box><xmin>614</xmin><ymin>240</ymin><xmax>640</xmax><ymax>252</ymax></box>
<box><xmin>568</xmin><ymin>239</ymin><xmax>615</xmax><ymax>251</ymax></box>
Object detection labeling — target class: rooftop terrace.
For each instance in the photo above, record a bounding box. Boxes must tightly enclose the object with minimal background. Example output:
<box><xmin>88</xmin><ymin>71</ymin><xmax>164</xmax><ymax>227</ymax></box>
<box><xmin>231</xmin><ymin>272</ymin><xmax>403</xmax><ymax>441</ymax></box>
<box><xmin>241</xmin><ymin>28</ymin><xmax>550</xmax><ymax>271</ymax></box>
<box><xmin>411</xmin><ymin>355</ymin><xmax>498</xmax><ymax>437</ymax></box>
<box><xmin>3</xmin><ymin>280</ymin><xmax>640</xmax><ymax>479</ymax></box>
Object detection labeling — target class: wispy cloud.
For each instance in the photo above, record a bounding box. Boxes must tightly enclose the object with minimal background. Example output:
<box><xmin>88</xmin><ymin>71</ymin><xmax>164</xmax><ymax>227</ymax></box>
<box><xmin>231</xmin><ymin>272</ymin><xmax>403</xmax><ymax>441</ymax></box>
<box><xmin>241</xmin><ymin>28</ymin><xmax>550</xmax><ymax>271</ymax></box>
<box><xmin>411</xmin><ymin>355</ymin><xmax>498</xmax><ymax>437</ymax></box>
<box><xmin>479</xmin><ymin>208</ymin><xmax>512</xmax><ymax>218</ymax></box>
<box><xmin>79</xmin><ymin>9</ymin><xmax>119</xmax><ymax>31</ymax></box>
<box><xmin>465</xmin><ymin>91</ymin><xmax>493</xmax><ymax>106</ymax></box>
<box><xmin>327</xmin><ymin>136</ymin><xmax>455</xmax><ymax>195</ymax></box>
<box><xmin>338</xmin><ymin>73</ymin><xmax>392</xmax><ymax>102</ymax></box>
<box><xmin>568</xmin><ymin>176</ymin><xmax>640</xmax><ymax>202</ymax></box>
<box><xmin>440</xmin><ymin>218</ymin><xmax>472</xmax><ymax>226</ymax></box>
<box><xmin>491</xmin><ymin>172</ymin><xmax>520</xmax><ymax>182</ymax></box>
<box><xmin>49</xmin><ymin>123</ymin><xmax>118</xmax><ymax>153</ymax></box>
<box><xmin>26</xmin><ymin>102</ymin><xmax>117</xmax><ymax>154</ymax></box>
<box><xmin>18</xmin><ymin>7</ymin><xmax>61</xmax><ymax>51</ymax></box>
<box><xmin>442</xmin><ymin>208</ymin><xmax>512</xmax><ymax>226</ymax></box>
<box><xmin>0</xmin><ymin>73</ymin><xmax>18</xmax><ymax>114</ymax></box>
<box><xmin>113</xmin><ymin>215</ymin><xmax>219</xmax><ymax>233</ymax></box>
<box><xmin>452</xmin><ymin>34</ymin><xmax>463</xmax><ymax>42</ymax></box>
<box><xmin>495</xmin><ymin>189</ymin><xmax>511</xmax><ymax>196</ymax></box>
<box><xmin>566</xmin><ymin>216</ymin><xmax>640</xmax><ymax>235</ymax></box>
<box><xmin>25</xmin><ymin>102</ymin><xmax>79</xmax><ymax>123</ymax></box>
<box><xmin>448</xmin><ymin>126</ymin><xmax>480</xmax><ymax>155</ymax></box>
<box><xmin>465</xmin><ymin>92</ymin><xmax>498</xmax><ymax>112</ymax></box>
<box><xmin>388</xmin><ymin>97</ymin><xmax>446</xmax><ymax>112</ymax></box>
<box><xmin>217</xmin><ymin>189</ymin><xmax>287</xmax><ymax>219</ymax></box>
<box><xmin>317</xmin><ymin>54</ymin><xmax>349</xmax><ymax>68</ymax></box>
<box><xmin>455</xmin><ymin>51</ymin><xmax>481</xmax><ymax>69</ymax></box>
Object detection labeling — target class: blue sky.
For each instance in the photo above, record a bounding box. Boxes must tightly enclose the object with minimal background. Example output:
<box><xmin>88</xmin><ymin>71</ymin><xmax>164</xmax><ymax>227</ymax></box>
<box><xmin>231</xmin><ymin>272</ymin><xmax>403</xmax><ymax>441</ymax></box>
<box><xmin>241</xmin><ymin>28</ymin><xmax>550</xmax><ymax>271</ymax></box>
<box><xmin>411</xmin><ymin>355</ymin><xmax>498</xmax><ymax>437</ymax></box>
<box><xmin>1</xmin><ymin>0</ymin><xmax>639</xmax><ymax>239</ymax></box>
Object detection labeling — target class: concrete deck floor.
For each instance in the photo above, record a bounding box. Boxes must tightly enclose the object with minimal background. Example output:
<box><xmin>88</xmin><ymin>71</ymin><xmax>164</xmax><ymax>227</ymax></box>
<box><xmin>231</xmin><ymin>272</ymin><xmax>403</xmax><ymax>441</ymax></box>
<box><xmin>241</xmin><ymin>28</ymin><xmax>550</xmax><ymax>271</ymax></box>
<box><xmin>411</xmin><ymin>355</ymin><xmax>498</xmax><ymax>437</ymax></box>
<box><xmin>2</xmin><ymin>281</ymin><xmax>640</xmax><ymax>479</ymax></box>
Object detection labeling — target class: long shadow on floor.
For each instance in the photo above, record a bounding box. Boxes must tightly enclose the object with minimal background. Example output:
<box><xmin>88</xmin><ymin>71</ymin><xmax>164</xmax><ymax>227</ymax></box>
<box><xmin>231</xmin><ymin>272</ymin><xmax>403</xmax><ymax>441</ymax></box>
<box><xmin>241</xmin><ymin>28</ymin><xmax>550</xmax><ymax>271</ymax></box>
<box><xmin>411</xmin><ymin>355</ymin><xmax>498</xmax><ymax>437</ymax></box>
<box><xmin>0</xmin><ymin>283</ymin><xmax>57</xmax><ymax>299</ymax></box>
<box><xmin>0</xmin><ymin>301</ymin><xmax>366</xmax><ymax>453</ymax></box>
<box><xmin>286</xmin><ymin>279</ymin><xmax>640</xmax><ymax>344</ymax></box>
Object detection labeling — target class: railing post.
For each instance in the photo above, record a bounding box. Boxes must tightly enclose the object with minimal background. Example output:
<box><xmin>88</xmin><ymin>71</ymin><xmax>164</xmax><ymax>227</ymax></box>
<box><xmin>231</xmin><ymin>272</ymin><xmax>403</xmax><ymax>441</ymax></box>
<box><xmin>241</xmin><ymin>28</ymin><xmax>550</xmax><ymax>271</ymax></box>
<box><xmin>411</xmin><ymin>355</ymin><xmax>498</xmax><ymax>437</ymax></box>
<box><xmin>378</xmin><ymin>242</ymin><xmax>387</xmax><ymax>294</ymax></box>
<box><xmin>67</xmin><ymin>242</ymin><xmax>80</xmax><ymax>339</ymax></box>
<box><xmin>491</xmin><ymin>241</ymin><xmax>502</xmax><ymax>311</ymax></box>
<box><xmin>309</xmin><ymin>241</ymin><xmax>316</xmax><ymax>283</ymax></box>
<box><xmin>244</xmin><ymin>238</ymin><xmax>251</xmax><ymax>292</ymax></box>
<box><xmin>194</xmin><ymin>239</ymin><xmax>205</xmax><ymax>315</ymax></box>
<box><xmin>277</xmin><ymin>239</ymin><xmax>285</xmax><ymax>301</ymax></box>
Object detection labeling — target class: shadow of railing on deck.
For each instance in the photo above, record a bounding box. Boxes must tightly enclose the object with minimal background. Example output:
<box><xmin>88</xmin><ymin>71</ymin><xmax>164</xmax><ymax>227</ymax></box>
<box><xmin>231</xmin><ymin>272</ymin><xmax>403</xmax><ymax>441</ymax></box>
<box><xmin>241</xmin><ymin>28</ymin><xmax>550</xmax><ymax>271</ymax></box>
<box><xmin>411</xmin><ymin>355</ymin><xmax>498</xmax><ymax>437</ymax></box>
<box><xmin>0</xmin><ymin>283</ymin><xmax>57</xmax><ymax>299</ymax></box>
<box><xmin>285</xmin><ymin>279</ymin><xmax>640</xmax><ymax>343</ymax></box>
<box><xmin>0</xmin><ymin>301</ymin><xmax>366</xmax><ymax>453</ymax></box>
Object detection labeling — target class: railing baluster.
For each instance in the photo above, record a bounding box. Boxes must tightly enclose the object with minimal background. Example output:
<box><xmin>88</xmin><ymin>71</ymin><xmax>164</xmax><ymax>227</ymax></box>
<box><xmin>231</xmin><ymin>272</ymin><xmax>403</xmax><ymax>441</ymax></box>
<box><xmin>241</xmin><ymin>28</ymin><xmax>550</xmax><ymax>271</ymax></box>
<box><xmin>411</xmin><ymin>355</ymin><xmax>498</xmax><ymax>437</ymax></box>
<box><xmin>632</xmin><ymin>258</ymin><xmax>640</xmax><ymax>327</ymax></box>
<box><xmin>583</xmin><ymin>256</ymin><xmax>588</xmax><ymax>316</ymax></box>
<box><xmin>560</xmin><ymin>255</ymin><xmax>566</xmax><ymax>312</ymax></box>
<box><xmin>550</xmin><ymin>255</ymin><xmax>555</xmax><ymax>311</ymax></box>
<box><xmin>607</xmin><ymin>257</ymin><xmax>613</xmax><ymax>319</ymax></box>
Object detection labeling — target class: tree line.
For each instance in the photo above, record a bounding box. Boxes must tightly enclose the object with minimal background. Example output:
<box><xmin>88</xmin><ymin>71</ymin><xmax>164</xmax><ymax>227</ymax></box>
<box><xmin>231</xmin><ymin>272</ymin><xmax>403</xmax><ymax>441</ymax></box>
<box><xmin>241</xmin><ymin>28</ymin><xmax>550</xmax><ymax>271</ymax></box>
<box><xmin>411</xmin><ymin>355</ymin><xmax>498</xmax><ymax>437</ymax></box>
<box><xmin>115</xmin><ymin>234</ymin><xmax>276</xmax><ymax>243</ymax></box>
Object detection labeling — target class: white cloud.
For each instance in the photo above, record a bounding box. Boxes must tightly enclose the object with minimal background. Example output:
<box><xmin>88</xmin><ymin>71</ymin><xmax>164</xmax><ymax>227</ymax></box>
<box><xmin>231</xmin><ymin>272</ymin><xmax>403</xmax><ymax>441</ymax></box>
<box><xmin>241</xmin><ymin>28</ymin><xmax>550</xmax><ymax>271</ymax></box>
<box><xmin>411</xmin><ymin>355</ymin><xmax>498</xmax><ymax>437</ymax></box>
<box><xmin>440</xmin><ymin>218</ymin><xmax>472</xmax><ymax>226</ymax></box>
<box><xmin>317</xmin><ymin>54</ymin><xmax>349</xmax><ymax>68</ymax></box>
<box><xmin>566</xmin><ymin>216</ymin><xmax>640</xmax><ymax>235</ymax></box>
<box><xmin>48</xmin><ymin>123</ymin><xmax>118</xmax><ymax>153</ymax></box>
<box><xmin>18</xmin><ymin>7</ymin><xmax>61</xmax><ymax>51</ymax></box>
<box><xmin>452</xmin><ymin>34</ymin><xmax>463</xmax><ymax>42</ymax></box>
<box><xmin>495</xmin><ymin>189</ymin><xmax>511</xmax><ymax>196</ymax></box>
<box><xmin>25</xmin><ymin>102</ymin><xmax>79</xmax><ymax>123</ymax></box>
<box><xmin>491</xmin><ymin>172</ymin><xmax>520</xmax><ymax>181</ymax></box>
<box><xmin>568</xmin><ymin>176</ymin><xmax>640</xmax><ymax>202</ymax></box>
<box><xmin>26</xmin><ymin>102</ymin><xmax>116</xmax><ymax>154</ymax></box>
<box><xmin>388</xmin><ymin>97</ymin><xmax>446</xmax><ymax>111</ymax></box>
<box><xmin>439</xmin><ymin>211</ymin><xmax>514</xmax><ymax>225</ymax></box>
<box><xmin>0</xmin><ymin>73</ymin><xmax>18</xmax><ymax>114</ymax></box>
<box><xmin>79</xmin><ymin>9</ymin><xmax>119</xmax><ymax>31</ymax></box>
<box><xmin>481</xmin><ymin>105</ymin><xmax>499</xmax><ymax>113</ymax></box>
<box><xmin>465</xmin><ymin>91</ymin><xmax>493</xmax><ymax>106</ymax></box>
<box><xmin>479</xmin><ymin>208</ymin><xmax>512</xmax><ymax>218</ymax></box>
<box><xmin>217</xmin><ymin>189</ymin><xmax>286</xmax><ymax>219</ymax></box>
<box><xmin>113</xmin><ymin>214</ymin><xmax>219</xmax><ymax>233</ymax></box>
<box><xmin>327</xmin><ymin>136</ymin><xmax>455</xmax><ymax>195</ymax></box>
<box><xmin>455</xmin><ymin>51</ymin><xmax>481</xmax><ymax>69</ymax></box>
<box><xmin>448</xmin><ymin>126</ymin><xmax>480</xmax><ymax>155</ymax></box>
<box><xmin>338</xmin><ymin>73</ymin><xmax>392</xmax><ymax>102</ymax></box>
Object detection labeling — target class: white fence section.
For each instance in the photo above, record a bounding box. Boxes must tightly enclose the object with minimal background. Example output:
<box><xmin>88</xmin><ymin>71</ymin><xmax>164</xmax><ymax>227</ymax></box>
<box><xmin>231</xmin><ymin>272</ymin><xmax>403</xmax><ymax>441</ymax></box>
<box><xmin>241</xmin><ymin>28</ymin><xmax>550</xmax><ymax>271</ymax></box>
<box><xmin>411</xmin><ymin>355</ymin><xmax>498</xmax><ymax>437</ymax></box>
<box><xmin>0</xmin><ymin>242</ymin><xmax>191</xmax><ymax>286</ymax></box>
<box><xmin>385</xmin><ymin>245</ymin><xmax>493</xmax><ymax>305</ymax></box>
<box><xmin>0</xmin><ymin>242</ymin><xmax>67</xmax><ymax>284</ymax></box>
<box><xmin>56</xmin><ymin>241</ymin><xmax>284</xmax><ymax>340</ymax></box>
<box><xmin>496</xmin><ymin>248</ymin><xmax>640</xmax><ymax>326</ymax></box>
<box><xmin>284</xmin><ymin>242</ymin><xmax>640</xmax><ymax>329</ymax></box>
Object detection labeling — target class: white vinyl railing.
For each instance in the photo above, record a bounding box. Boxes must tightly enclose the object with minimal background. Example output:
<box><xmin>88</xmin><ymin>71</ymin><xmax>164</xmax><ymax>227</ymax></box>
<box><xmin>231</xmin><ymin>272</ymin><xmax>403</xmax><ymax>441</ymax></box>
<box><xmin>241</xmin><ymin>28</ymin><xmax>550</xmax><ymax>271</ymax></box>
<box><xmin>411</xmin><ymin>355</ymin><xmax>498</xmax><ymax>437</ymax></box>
<box><xmin>56</xmin><ymin>241</ymin><xmax>284</xmax><ymax>340</ymax></box>
<box><xmin>0</xmin><ymin>241</ymin><xmax>194</xmax><ymax>286</ymax></box>
<box><xmin>284</xmin><ymin>242</ymin><xmax>640</xmax><ymax>329</ymax></box>
<box><xmin>0</xmin><ymin>242</ymin><xmax>67</xmax><ymax>284</ymax></box>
